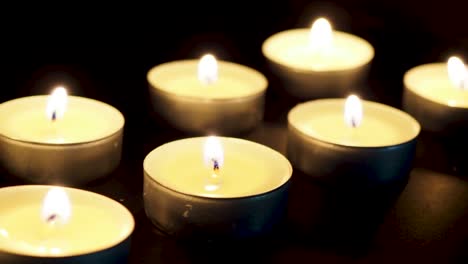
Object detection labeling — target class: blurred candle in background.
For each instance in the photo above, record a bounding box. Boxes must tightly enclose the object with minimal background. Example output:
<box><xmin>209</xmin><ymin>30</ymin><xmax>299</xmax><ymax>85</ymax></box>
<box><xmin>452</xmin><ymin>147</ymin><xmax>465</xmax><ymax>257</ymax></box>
<box><xmin>262</xmin><ymin>17</ymin><xmax>374</xmax><ymax>100</ymax></box>
<box><xmin>403</xmin><ymin>56</ymin><xmax>468</xmax><ymax>133</ymax></box>
<box><xmin>147</xmin><ymin>54</ymin><xmax>268</xmax><ymax>135</ymax></box>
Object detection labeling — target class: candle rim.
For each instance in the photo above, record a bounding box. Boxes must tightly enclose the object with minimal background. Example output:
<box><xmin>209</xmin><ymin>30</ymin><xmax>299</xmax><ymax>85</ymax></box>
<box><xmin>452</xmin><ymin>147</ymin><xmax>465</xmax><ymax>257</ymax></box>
<box><xmin>288</xmin><ymin>98</ymin><xmax>421</xmax><ymax>148</ymax></box>
<box><xmin>147</xmin><ymin>59</ymin><xmax>268</xmax><ymax>101</ymax></box>
<box><xmin>404</xmin><ymin>62</ymin><xmax>468</xmax><ymax>109</ymax></box>
<box><xmin>0</xmin><ymin>95</ymin><xmax>125</xmax><ymax>145</ymax></box>
<box><xmin>262</xmin><ymin>28</ymin><xmax>375</xmax><ymax>72</ymax></box>
<box><xmin>143</xmin><ymin>137</ymin><xmax>293</xmax><ymax>199</ymax></box>
<box><xmin>0</xmin><ymin>127</ymin><xmax>123</xmax><ymax>147</ymax></box>
<box><xmin>0</xmin><ymin>185</ymin><xmax>134</xmax><ymax>258</ymax></box>
<box><xmin>144</xmin><ymin>169</ymin><xmax>291</xmax><ymax>200</ymax></box>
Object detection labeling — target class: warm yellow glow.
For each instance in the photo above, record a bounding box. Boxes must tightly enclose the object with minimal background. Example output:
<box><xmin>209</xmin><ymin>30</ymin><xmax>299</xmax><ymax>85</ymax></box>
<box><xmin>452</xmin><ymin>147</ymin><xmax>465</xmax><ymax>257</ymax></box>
<box><xmin>344</xmin><ymin>95</ymin><xmax>363</xmax><ymax>128</ymax></box>
<box><xmin>198</xmin><ymin>54</ymin><xmax>218</xmax><ymax>85</ymax></box>
<box><xmin>447</xmin><ymin>56</ymin><xmax>468</xmax><ymax>89</ymax></box>
<box><xmin>46</xmin><ymin>87</ymin><xmax>68</xmax><ymax>121</ymax></box>
<box><xmin>309</xmin><ymin>17</ymin><xmax>333</xmax><ymax>52</ymax></box>
<box><xmin>0</xmin><ymin>228</ymin><xmax>8</xmax><ymax>238</ymax></box>
<box><xmin>41</xmin><ymin>187</ymin><xmax>71</xmax><ymax>226</ymax></box>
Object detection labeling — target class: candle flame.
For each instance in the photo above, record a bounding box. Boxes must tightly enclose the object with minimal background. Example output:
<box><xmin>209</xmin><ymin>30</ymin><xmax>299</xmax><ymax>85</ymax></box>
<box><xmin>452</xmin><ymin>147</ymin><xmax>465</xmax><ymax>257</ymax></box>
<box><xmin>41</xmin><ymin>187</ymin><xmax>71</xmax><ymax>226</ymax></box>
<box><xmin>447</xmin><ymin>56</ymin><xmax>468</xmax><ymax>90</ymax></box>
<box><xmin>46</xmin><ymin>87</ymin><xmax>68</xmax><ymax>121</ymax></box>
<box><xmin>198</xmin><ymin>54</ymin><xmax>218</xmax><ymax>85</ymax></box>
<box><xmin>344</xmin><ymin>95</ymin><xmax>363</xmax><ymax>128</ymax></box>
<box><xmin>309</xmin><ymin>17</ymin><xmax>333</xmax><ymax>53</ymax></box>
<box><xmin>203</xmin><ymin>136</ymin><xmax>224</xmax><ymax>170</ymax></box>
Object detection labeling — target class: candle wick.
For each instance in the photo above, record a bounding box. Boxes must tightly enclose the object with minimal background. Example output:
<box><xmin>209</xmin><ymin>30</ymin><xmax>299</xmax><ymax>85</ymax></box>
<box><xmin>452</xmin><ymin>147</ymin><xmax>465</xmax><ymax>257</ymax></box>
<box><xmin>203</xmin><ymin>77</ymin><xmax>216</xmax><ymax>86</ymax></box>
<box><xmin>51</xmin><ymin>110</ymin><xmax>57</xmax><ymax>122</ymax></box>
<box><xmin>212</xmin><ymin>158</ymin><xmax>220</xmax><ymax>171</ymax></box>
<box><xmin>47</xmin><ymin>213</ymin><xmax>58</xmax><ymax>223</ymax></box>
<box><xmin>351</xmin><ymin>118</ymin><xmax>357</xmax><ymax>128</ymax></box>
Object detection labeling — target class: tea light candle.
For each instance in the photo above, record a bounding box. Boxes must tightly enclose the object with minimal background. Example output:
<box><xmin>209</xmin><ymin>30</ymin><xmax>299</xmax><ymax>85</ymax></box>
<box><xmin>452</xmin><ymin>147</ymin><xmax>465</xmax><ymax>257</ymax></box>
<box><xmin>0</xmin><ymin>87</ymin><xmax>125</xmax><ymax>185</ymax></box>
<box><xmin>147</xmin><ymin>54</ymin><xmax>268</xmax><ymax>135</ymax></box>
<box><xmin>0</xmin><ymin>185</ymin><xmax>134</xmax><ymax>264</ymax></box>
<box><xmin>262</xmin><ymin>18</ymin><xmax>374</xmax><ymax>99</ymax></box>
<box><xmin>143</xmin><ymin>136</ymin><xmax>292</xmax><ymax>238</ymax></box>
<box><xmin>287</xmin><ymin>96</ymin><xmax>420</xmax><ymax>186</ymax></box>
<box><xmin>403</xmin><ymin>56</ymin><xmax>468</xmax><ymax>133</ymax></box>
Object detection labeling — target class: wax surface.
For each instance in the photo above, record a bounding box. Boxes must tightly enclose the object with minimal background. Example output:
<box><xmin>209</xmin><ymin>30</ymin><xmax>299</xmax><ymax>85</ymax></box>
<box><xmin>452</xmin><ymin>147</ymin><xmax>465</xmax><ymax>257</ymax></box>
<box><xmin>289</xmin><ymin>99</ymin><xmax>420</xmax><ymax>147</ymax></box>
<box><xmin>144</xmin><ymin>137</ymin><xmax>292</xmax><ymax>198</ymax></box>
<box><xmin>262</xmin><ymin>29</ymin><xmax>374</xmax><ymax>71</ymax></box>
<box><xmin>147</xmin><ymin>60</ymin><xmax>267</xmax><ymax>99</ymax></box>
<box><xmin>0</xmin><ymin>186</ymin><xmax>133</xmax><ymax>257</ymax></box>
<box><xmin>404</xmin><ymin>63</ymin><xmax>468</xmax><ymax>107</ymax></box>
<box><xmin>0</xmin><ymin>96</ymin><xmax>124</xmax><ymax>144</ymax></box>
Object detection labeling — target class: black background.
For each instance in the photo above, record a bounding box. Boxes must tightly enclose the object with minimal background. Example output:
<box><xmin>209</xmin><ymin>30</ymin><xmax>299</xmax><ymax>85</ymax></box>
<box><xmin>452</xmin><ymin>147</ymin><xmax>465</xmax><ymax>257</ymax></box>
<box><xmin>1</xmin><ymin>1</ymin><xmax>468</xmax><ymax>263</ymax></box>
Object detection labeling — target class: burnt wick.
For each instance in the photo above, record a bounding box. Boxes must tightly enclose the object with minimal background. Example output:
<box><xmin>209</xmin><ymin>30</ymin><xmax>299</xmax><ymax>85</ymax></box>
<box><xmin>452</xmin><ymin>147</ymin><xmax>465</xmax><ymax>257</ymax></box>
<box><xmin>51</xmin><ymin>111</ymin><xmax>57</xmax><ymax>122</ymax></box>
<box><xmin>212</xmin><ymin>159</ymin><xmax>219</xmax><ymax>171</ymax></box>
<box><xmin>47</xmin><ymin>214</ymin><xmax>58</xmax><ymax>223</ymax></box>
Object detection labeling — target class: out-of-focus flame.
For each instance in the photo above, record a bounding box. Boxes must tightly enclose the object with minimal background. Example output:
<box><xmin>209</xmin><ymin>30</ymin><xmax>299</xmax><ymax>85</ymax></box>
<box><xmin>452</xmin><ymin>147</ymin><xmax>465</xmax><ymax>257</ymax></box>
<box><xmin>309</xmin><ymin>17</ymin><xmax>333</xmax><ymax>53</ymax></box>
<box><xmin>447</xmin><ymin>56</ymin><xmax>468</xmax><ymax>90</ymax></box>
<box><xmin>198</xmin><ymin>54</ymin><xmax>218</xmax><ymax>85</ymax></box>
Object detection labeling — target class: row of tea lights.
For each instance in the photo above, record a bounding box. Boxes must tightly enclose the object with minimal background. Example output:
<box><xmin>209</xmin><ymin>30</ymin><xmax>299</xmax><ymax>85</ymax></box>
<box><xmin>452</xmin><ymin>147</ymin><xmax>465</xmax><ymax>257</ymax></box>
<box><xmin>0</xmin><ymin>17</ymin><xmax>465</xmax><ymax>263</ymax></box>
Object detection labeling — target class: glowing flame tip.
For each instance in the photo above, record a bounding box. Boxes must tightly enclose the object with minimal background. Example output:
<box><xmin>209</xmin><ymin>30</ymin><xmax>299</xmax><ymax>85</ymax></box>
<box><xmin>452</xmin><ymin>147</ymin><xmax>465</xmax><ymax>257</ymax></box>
<box><xmin>198</xmin><ymin>54</ymin><xmax>218</xmax><ymax>85</ymax></box>
<box><xmin>447</xmin><ymin>56</ymin><xmax>468</xmax><ymax>90</ymax></box>
<box><xmin>46</xmin><ymin>87</ymin><xmax>68</xmax><ymax>121</ymax></box>
<box><xmin>309</xmin><ymin>17</ymin><xmax>333</xmax><ymax>52</ymax></box>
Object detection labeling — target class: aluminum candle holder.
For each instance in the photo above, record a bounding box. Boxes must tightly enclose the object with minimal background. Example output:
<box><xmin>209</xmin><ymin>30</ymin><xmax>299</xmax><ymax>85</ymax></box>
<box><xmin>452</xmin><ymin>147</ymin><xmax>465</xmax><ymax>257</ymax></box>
<box><xmin>0</xmin><ymin>241</ymin><xmax>131</xmax><ymax>264</ymax></box>
<box><xmin>143</xmin><ymin>176</ymin><xmax>290</xmax><ymax>239</ymax></box>
<box><xmin>265</xmin><ymin>59</ymin><xmax>371</xmax><ymax>99</ymax></box>
<box><xmin>148</xmin><ymin>87</ymin><xmax>265</xmax><ymax>135</ymax></box>
<box><xmin>0</xmin><ymin>133</ymin><xmax>123</xmax><ymax>185</ymax></box>
<box><xmin>143</xmin><ymin>137</ymin><xmax>292</xmax><ymax>239</ymax></box>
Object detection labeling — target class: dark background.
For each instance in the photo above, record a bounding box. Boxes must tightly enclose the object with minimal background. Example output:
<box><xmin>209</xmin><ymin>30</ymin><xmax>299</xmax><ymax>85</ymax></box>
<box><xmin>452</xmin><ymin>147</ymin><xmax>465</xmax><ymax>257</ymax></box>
<box><xmin>2</xmin><ymin>1</ymin><xmax>468</xmax><ymax>263</ymax></box>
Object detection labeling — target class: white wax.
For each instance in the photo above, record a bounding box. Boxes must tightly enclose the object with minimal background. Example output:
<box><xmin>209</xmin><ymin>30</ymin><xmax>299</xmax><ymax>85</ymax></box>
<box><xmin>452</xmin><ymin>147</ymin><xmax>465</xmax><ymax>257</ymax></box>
<box><xmin>0</xmin><ymin>186</ymin><xmax>134</xmax><ymax>257</ymax></box>
<box><xmin>0</xmin><ymin>96</ymin><xmax>124</xmax><ymax>144</ymax></box>
<box><xmin>404</xmin><ymin>63</ymin><xmax>468</xmax><ymax>107</ymax></box>
<box><xmin>144</xmin><ymin>137</ymin><xmax>292</xmax><ymax>198</ymax></box>
<box><xmin>147</xmin><ymin>60</ymin><xmax>267</xmax><ymax>99</ymax></box>
<box><xmin>262</xmin><ymin>29</ymin><xmax>374</xmax><ymax>71</ymax></box>
<box><xmin>288</xmin><ymin>99</ymin><xmax>420</xmax><ymax>147</ymax></box>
